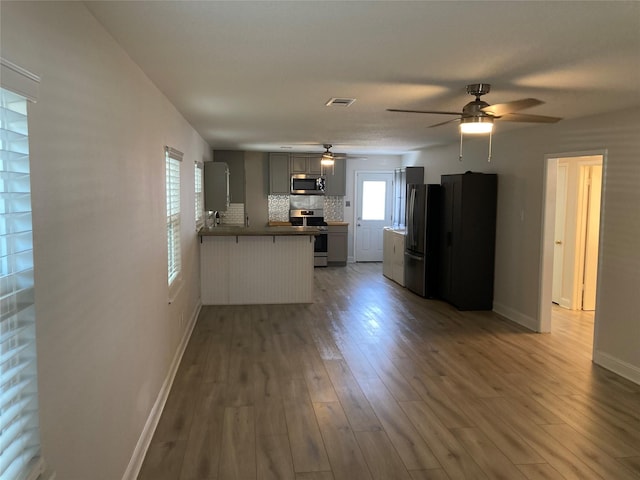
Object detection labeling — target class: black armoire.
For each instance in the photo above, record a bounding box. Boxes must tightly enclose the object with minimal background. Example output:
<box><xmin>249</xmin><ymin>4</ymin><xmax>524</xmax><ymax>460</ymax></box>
<box><xmin>438</xmin><ymin>172</ymin><xmax>497</xmax><ymax>310</ymax></box>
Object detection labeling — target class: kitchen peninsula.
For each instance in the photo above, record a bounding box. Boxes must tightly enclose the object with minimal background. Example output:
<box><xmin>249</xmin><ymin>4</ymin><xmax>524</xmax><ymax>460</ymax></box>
<box><xmin>199</xmin><ymin>225</ymin><xmax>319</xmax><ymax>305</ymax></box>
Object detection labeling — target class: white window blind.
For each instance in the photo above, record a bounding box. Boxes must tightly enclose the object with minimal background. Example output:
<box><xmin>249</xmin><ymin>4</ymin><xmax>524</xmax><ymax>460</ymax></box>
<box><xmin>165</xmin><ymin>147</ymin><xmax>182</xmax><ymax>286</ymax></box>
<box><xmin>0</xmin><ymin>87</ymin><xmax>41</xmax><ymax>480</ymax></box>
<box><xmin>194</xmin><ymin>162</ymin><xmax>204</xmax><ymax>229</ymax></box>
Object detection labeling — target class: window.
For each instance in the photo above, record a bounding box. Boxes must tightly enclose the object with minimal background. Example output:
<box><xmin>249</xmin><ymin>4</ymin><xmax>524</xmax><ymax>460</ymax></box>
<box><xmin>194</xmin><ymin>162</ymin><xmax>204</xmax><ymax>229</ymax></box>
<box><xmin>361</xmin><ymin>180</ymin><xmax>387</xmax><ymax>220</ymax></box>
<box><xmin>165</xmin><ymin>147</ymin><xmax>182</xmax><ymax>287</ymax></box>
<box><xmin>0</xmin><ymin>87</ymin><xmax>42</xmax><ymax>479</ymax></box>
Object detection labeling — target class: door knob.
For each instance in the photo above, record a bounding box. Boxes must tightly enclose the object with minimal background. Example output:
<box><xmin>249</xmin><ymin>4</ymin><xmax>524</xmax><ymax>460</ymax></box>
<box><xmin>555</xmin><ymin>241</ymin><xmax>563</xmax><ymax>245</ymax></box>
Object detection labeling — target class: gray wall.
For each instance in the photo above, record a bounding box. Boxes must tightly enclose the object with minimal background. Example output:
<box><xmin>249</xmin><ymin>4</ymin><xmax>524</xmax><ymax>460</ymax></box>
<box><xmin>2</xmin><ymin>3</ymin><xmax>210</xmax><ymax>479</ymax></box>
<box><xmin>406</xmin><ymin>108</ymin><xmax>640</xmax><ymax>384</ymax></box>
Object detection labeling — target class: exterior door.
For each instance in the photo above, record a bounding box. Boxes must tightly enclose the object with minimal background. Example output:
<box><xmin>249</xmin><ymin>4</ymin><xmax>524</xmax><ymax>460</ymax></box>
<box><xmin>355</xmin><ymin>172</ymin><xmax>393</xmax><ymax>262</ymax></box>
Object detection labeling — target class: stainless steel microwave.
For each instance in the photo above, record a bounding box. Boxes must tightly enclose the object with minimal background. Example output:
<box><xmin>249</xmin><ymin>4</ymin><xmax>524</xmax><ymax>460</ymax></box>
<box><xmin>291</xmin><ymin>174</ymin><xmax>325</xmax><ymax>195</ymax></box>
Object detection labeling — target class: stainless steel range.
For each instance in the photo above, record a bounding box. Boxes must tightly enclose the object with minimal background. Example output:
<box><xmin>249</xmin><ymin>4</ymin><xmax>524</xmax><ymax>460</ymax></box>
<box><xmin>289</xmin><ymin>208</ymin><xmax>328</xmax><ymax>267</ymax></box>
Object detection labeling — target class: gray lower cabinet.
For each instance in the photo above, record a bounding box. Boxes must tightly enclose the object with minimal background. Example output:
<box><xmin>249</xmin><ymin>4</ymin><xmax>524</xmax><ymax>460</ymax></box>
<box><xmin>269</xmin><ymin>153</ymin><xmax>290</xmax><ymax>194</ymax></box>
<box><xmin>327</xmin><ymin>225</ymin><xmax>348</xmax><ymax>265</ymax></box>
<box><xmin>324</xmin><ymin>157</ymin><xmax>346</xmax><ymax>196</ymax></box>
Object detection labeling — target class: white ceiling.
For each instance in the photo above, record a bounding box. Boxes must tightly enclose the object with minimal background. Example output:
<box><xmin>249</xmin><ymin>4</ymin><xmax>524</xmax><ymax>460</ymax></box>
<box><xmin>85</xmin><ymin>1</ymin><xmax>640</xmax><ymax>155</ymax></box>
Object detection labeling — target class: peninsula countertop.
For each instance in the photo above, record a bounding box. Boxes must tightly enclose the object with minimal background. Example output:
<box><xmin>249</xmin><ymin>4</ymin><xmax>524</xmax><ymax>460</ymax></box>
<box><xmin>198</xmin><ymin>225</ymin><xmax>321</xmax><ymax>236</ymax></box>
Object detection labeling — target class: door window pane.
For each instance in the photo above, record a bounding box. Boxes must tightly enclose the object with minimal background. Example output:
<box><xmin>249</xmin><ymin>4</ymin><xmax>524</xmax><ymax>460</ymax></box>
<box><xmin>362</xmin><ymin>181</ymin><xmax>386</xmax><ymax>220</ymax></box>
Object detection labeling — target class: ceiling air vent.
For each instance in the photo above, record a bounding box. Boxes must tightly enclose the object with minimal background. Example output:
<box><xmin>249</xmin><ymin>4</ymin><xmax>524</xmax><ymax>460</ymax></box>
<box><xmin>325</xmin><ymin>97</ymin><xmax>356</xmax><ymax>107</ymax></box>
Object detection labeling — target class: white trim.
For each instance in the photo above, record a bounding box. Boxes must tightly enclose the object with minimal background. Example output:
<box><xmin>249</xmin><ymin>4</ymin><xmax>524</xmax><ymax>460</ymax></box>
<box><xmin>0</xmin><ymin>57</ymin><xmax>40</xmax><ymax>102</ymax></box>
<box><xmin>165</xmin><ymin>146</ymin><xmax>184</xmax><ymax>162</ymax></box>
<box><xmin>493</xmin><ymin>302</ymin><xmax>540</xmax><ymax>332</ymax></box>
<box><xmin>121</xmin><ymin>302</ymin><xmax>201</xmax><ymax>480</ymax></box>
<box><xmin>593</xmin><ymin>350</ymin><xmax>640</xmax><ymax>386</ymax></box>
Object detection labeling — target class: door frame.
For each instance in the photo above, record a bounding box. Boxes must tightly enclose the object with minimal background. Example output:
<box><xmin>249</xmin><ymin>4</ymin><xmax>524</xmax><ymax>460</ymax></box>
<box><xmin>539</xmin><ymin>149</ymin><xmax>606</xmax><ymax>334</ymax></box>
<box><xmin>353</xmin><ymin>170</ymin><xmax>394</xmax><ymax>262</ymax></box>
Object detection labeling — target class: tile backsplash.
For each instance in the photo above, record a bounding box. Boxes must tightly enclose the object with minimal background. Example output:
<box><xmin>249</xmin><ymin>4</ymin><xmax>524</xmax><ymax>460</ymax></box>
<box><xmin>268</xmin><ymin>195</ymin><xmax>290</xmax><ymax>222</ymax></box>
<box><xmin>221</xmin><ymin>203</ymin><xmax>245</xmax><ymax>225</ymax></box>
<box><xmin>268</xmin><ymin>195</ymin><xmax>344</xmax><ymax>222</ymax></box>
<box><xmin>323</xmin><ymin>196</ymin><xmax>344</xmax><ymax>222</ymax></box>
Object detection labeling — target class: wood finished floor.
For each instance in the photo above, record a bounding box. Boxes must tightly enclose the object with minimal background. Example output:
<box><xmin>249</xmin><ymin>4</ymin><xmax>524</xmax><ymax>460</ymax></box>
<box><xmin>138</xmin><ymin>263</ymin><xmax>640</xmax><ymax>480</ymax></box>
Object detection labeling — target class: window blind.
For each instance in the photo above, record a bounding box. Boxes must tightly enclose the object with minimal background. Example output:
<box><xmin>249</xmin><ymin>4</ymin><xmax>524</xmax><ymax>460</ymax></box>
<box><xmin>0</xmin><ymin>87</ymin><xmax>41</xmax><ymax>480</ymax></box>
<box><xmin>165</xmin><ymin>147</ymin><xmax>182</xmax><ymax>286</ymax></box>
<box><xmin>194</xmin><ymin>162</ymin><xmax>204</xmax><ymax>229</ymax></box>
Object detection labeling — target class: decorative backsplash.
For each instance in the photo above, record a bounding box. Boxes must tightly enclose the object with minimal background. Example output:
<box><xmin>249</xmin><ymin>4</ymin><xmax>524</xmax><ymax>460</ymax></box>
<box><xmin>323</xmin><ymin>196</ymin><xmax>344</xmax><ymax>222</ymax></box>
<box><xmin>268</xmin><ymin>195</ymin><xmax>290</xmax><ymax>221</ymax></box>
<box><xmin>268</xmin><ymin>195</ymin><xmax>344</xmax><ymax>222</ymax></box>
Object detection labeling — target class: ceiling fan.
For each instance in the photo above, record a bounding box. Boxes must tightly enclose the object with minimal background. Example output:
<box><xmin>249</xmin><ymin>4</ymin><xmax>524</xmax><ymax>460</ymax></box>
<box><xmin>387</xmin><ymin>83</ymin><xmax>562</xmax><ymax>133</ymax></box>
<box><xmin>321</xmin><ymin>144</ymin><xmax>346</xmax><ymax>165</ymax></box>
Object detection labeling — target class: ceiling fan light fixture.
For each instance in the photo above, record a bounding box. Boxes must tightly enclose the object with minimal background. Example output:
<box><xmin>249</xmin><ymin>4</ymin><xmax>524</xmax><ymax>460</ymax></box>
<box><xmin>460</xmin><ymin>116</ymin><xmax>494</xmax><ymax>134</ymax></box>
<box><xmin>321</xmin><ymin>153</ymin><xmax>335</xmax><ymax>166</ymax></box>
<box><xmin>321</xmin><ymin>144</ymin><xmax>335</xmax><ymax>166</ymax></box>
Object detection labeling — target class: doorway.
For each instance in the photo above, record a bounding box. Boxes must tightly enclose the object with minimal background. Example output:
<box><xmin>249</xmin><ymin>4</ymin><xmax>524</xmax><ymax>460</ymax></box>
<box><xmin>354</xmin><ymin>171</ymin><xmax>393</xmax><ymax>262</ymax></box>
<box><xmin>540</xmin><ymin>152</ymin><xmax>605</xmax><ymax>332</ymax></box>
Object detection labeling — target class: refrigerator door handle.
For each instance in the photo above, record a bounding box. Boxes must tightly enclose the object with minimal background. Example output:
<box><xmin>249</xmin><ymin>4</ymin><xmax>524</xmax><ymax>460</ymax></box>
<box><xmin>406</xmin><ymin>252</ymin><xmax>423</xmax><ymax>261</ymax></box>
<box><xmin>408</xmin><ymin>188</ymin><xmax>416</xmax><ymax>248</ymax></box>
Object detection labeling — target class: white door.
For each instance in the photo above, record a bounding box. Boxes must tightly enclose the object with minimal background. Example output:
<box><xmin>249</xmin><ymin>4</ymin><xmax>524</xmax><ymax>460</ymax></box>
<box><xmin>552</xmin><ymin>163</ymin><xmax>568</xmax><ymax>304</ymax></box>
<box><xmin>581</xmin><ymin>165</ymin><xmax>602</xmax><ymax>310</ymax></box>
<box><xmin>355</xmin><ymin>172</ymin><xmax>393</xmax><ymax>262</ymax></box>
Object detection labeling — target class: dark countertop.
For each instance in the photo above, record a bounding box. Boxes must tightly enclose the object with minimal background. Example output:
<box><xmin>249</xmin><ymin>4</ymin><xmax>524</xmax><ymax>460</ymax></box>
<box><xmin>199</xmin><ymin>225</ymin><xmax>321</xmax><ymax>236</ymax></box>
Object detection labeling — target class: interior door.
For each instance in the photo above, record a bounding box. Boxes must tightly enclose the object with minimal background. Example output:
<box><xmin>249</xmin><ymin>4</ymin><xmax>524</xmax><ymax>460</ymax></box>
<box><xmin>552</xmin><ymin>163</ymin><xmax>568</xmax><ymax>304</ymax></box>
<box><xmin>355</xmin><ymin>172</ymin><xmax>393</xmax><ymax>262</ymax></box>
<box><xmin>581</xmin><ymin>164</ymin><xmax>602</xmax><ymax>310</ymax></box>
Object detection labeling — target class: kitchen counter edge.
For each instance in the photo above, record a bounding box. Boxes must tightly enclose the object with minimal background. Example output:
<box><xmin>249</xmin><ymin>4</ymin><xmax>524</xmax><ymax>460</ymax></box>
<box><xmin>199</xmin><ymin>226</ymin><xmax>321</xmax><ymax>236</ymax></box>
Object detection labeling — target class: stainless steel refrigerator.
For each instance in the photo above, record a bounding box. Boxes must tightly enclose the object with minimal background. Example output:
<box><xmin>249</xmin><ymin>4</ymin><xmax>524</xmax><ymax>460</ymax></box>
<box><xmin>405</xmin><ymin>184</ymin><xmax>441</xmax><ymax>297</ymax></box>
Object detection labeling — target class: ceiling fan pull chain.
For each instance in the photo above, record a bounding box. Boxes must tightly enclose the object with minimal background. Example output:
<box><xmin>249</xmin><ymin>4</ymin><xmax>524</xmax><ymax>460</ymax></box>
<box><xmin>488</xmin><ymin>129</ymin><xmax>492</xmax><ymax>162</ymax></box>
<box><xmin>459</xmin><ymin>131</ymin><xmax>464</xmax><ymax>161</ymax></box>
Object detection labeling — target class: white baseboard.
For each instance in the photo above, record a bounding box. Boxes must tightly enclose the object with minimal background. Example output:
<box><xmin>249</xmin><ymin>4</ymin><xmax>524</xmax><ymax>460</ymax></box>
<box><xmin>122</xmin><ymin>301</ymin><xmax>201</xmax><ymax>480</ymax></box>
<box><xmin>593</xmin><ymin>350</ymin><xmax>640</xmax><ymax>386</ymax></box>
<box><xmin>493</xmin><ymin>301</ymin><xmax>541</xmax><ymax>332</ymax></box>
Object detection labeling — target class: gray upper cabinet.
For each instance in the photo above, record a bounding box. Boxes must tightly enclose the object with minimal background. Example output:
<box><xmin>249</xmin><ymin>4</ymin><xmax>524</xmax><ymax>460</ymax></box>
<box><xmin>204</xmin><ymin>162</ymin><xmax>230</xmax><ymax>212</ymax></box>
<box><xmin>290</xmin><ymin>154</ymin><xmax>322</xmax><ymax>174</ymax></box>
<box><xmin>213</xmin><ymin>150</ymin><xmax>245</xmax><ymax>203</ymax></box>
<box><xmin>324</xmin><ymin>157</ymin><xmax>346</xmax><ymax>196</ymax></box>
<box><xmin>269</xmin><ymin>153</ymin><xmax>290</xmax><ymax>194</ymax></box>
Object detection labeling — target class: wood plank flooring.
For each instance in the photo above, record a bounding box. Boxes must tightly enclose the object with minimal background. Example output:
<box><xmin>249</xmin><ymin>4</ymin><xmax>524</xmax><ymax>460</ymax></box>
<box><xmin>138</xmin><ymin>263</ymin><xmax>640</xmax><ymax>480</ymax></box>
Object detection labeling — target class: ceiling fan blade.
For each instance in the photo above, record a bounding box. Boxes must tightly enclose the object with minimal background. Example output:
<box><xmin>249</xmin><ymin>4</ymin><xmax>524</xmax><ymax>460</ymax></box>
<box><xmin>429</xmin><ymin>117</ymin><xmax>461</xmax><ymax>128</ymax></box>
<box><xmin>498</xmin><ymin>112</ymin><xmax>562</xmax><ymax>123</ymax></box>
<box><xmin>481</xmin><ymin>98</ymin><xmax>544</xmax><ymax>117</ymax></box>
<box><xmin>387</xmin><ymin>108</ymin><xmax>462</xmax><ymax>116</ymax></box>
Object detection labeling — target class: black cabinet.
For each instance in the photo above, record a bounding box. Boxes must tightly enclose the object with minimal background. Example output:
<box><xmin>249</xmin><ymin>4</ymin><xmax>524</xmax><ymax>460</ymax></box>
<box><xmin>438</xmin><ymin>172</ymin><xmax>497</xmax><ymax>310</ymax></box>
